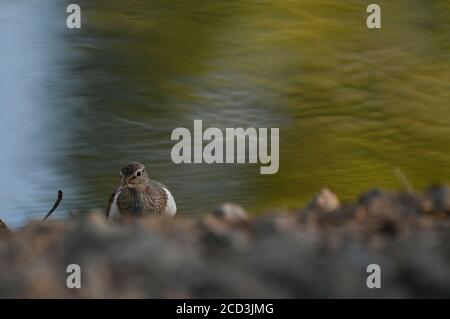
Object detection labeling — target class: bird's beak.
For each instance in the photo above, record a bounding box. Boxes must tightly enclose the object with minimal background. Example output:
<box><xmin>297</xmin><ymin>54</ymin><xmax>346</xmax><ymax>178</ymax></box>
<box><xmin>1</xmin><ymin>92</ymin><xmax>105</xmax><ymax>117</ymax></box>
<box><xmin>121</xmin><ymin>176</ymin><xmax>135</xmax><ymax>186</ymax></box>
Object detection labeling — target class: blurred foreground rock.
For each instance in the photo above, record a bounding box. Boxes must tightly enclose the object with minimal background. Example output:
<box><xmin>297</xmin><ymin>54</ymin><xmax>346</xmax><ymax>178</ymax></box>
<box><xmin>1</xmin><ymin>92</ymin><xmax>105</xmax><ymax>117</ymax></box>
<box><xmin>1</xmin><ymin>186</ymin><xmax>450</xmax><ymax>298</ymax></box>
<box><xmin>213</xmin><ymin>203</ymin><xmax>249</xmax><ymax>223</ymax></box>
<box><xmin>0</xmin><ymin>219</ymin><xmax>7</xmax><ymax>231</ymax></box>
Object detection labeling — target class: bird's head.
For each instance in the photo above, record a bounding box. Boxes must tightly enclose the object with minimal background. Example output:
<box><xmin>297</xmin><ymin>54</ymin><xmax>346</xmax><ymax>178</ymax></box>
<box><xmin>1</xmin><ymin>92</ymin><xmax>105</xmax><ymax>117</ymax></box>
<box><xmin>120</xmin><ymin>161</ymin><xmax>149</xmax><ymax>187</ymax></box>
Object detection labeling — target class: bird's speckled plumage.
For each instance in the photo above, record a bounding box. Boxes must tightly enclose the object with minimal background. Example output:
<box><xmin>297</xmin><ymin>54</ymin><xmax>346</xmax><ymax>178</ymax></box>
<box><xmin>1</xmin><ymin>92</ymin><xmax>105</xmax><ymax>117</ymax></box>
<box><xmin>105</xmin><ymin>162</ymin><xmax>176</xmax><ymax>219</ymax></box>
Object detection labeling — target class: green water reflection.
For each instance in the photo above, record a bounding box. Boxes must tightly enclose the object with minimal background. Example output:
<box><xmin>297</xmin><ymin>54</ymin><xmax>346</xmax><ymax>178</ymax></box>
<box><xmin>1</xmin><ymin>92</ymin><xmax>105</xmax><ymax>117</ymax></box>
<box><xmin>58</xmin><ymin>0</ymin><xmax>450</xmax><ymax>215</ymax></box>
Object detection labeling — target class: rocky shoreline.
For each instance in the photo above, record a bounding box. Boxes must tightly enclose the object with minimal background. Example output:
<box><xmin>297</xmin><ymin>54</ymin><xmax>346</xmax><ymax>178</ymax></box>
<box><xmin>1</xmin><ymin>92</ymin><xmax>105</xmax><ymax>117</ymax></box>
<box><xmin>1</xmin><ymin>186</ymin><xmax>450</xmax><ymax>298</ymax></box>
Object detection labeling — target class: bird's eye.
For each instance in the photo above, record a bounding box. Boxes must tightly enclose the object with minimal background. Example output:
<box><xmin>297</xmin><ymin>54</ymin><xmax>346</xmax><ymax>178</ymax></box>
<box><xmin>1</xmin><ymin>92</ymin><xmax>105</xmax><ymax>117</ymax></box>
<box><xmin>136</xmin><ymin>170</ymin><xmax>142</xmax><ymax>177</ymax></box>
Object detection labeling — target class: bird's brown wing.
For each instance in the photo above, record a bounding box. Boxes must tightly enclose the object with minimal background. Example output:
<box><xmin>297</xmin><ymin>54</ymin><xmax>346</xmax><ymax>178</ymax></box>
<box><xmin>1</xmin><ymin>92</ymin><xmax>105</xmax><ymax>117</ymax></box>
<box><xmin>143</xmin><ymin>182</ymin><xmax>168</xmax><ymax>214</ymax></box>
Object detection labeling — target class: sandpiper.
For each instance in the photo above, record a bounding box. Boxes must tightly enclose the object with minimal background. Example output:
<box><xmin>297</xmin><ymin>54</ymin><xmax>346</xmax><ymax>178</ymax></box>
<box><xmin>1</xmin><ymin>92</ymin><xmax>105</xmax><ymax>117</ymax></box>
<box><xmin>106</xmin><ymin>162</ymin><xmax>176</xmax><ymax>219</ymax></box>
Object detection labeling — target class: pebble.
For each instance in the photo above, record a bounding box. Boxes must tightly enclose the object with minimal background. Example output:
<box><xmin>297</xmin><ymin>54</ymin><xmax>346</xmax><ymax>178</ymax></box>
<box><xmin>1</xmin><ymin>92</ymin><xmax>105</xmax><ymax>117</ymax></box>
<box><xmin>213</xmin><ymin>203</ymin><xmax>249</xmax><ymax>223</ymax></box>
<box><xmin>307</xmin><ymin>188</ymin><xmax>340</xmax><ymax>212</ymax></box>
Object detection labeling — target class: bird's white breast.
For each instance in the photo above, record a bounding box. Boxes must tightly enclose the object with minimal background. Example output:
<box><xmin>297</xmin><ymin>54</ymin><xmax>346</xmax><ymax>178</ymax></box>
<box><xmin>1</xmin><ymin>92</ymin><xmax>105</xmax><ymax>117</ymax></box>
<box><xmin>163</xmin><ymin>187</ymin><xmax>177</xmax><ymax>217</ymax></box>
<box><xmin>110</xmin><ymin>191</ymin><xmax>121</xmax><ymax>219</ymax></box>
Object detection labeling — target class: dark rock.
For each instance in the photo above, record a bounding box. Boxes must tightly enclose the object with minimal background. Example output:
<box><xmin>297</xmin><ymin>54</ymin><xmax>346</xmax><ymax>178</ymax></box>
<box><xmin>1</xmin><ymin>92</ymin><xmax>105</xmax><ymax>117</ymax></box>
<box><xmin>254</xmin><ymin>212</ymin><xmax>298</xmax><ymax>236</ymax></box>
<box><xmin>358</xmin><ymin>189</ymin><xmax>421</xmax><ymax>218</ymax></box>
<box><xmin>424</xmin><ymin>185</ymin><xmax>450</xmax><ymax>213</ymax></box>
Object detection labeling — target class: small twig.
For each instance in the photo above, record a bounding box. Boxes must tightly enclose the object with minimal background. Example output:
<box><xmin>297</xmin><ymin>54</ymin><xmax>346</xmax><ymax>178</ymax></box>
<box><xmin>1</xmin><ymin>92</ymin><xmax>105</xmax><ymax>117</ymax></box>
<box><xmin>394</xmin><ymin>167</ymin><xmax>413</xmax><ymax>193</ymax></box>
<box><xmin>42</xmin><ymin>190</ymin><xmax>63</xmax><ymax>221</ymax></box>
<box><xmin>0</xmin><ymin>190</ymin><xmax>63</xmax><ymax>230</ymax></box>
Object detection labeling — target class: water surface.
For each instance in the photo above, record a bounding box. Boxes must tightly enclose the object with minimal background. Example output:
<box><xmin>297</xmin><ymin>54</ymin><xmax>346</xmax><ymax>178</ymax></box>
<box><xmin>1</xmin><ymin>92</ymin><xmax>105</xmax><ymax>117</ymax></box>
<box><xmin>1</xmin><ymin>0</ymin><xmax>450</xmax><ymax>227</ymax></box>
